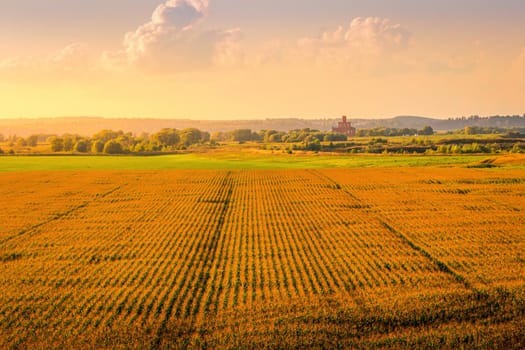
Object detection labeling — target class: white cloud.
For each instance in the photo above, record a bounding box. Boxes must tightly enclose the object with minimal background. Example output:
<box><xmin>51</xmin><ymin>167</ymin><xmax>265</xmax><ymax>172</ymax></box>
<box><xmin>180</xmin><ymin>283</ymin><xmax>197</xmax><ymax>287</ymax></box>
<box><xmin>0</xmin><ymin>0</ymin><xmax>241</xmax><ymax>77</ymax></box>
<box><xmin>52</xmin><ymin>43</ymin><xmax>94</xmax><ymax>72</ymax></box>
<box><xmin>300</xmin><ymin>17</ymin><xmax>410</xmax><ymax>60</ymax></box>
<box><xmin>151</xmin><ymin>0</ymin><xmax>208</xmax><ymax>27</ymax></box>
<box><xmin>2</xmin><ymin>13</ymin><xmax>411</xmax><ymax>77</ymax></box>
<box><xmin>254</xmin><ymin>17</ymin><xmax>411</xmax><ymax>71</ymax></box>
<box><xmin>115</xmin><ymin>0</ymin><xmax>241</xmax><ymax>72</ymax></box>
<box><xmin>345</xmin><ymin>17</ymin><xmax>410</xmax><ymax>53</ymax></box>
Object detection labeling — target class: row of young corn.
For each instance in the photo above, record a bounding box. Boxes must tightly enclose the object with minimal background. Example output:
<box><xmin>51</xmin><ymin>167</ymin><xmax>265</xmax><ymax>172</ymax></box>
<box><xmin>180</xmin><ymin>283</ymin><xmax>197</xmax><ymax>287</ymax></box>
<box><xmin>2</xmin><ymin>168</ymin><xmax>522</xmax><ymax>347</ymax></box>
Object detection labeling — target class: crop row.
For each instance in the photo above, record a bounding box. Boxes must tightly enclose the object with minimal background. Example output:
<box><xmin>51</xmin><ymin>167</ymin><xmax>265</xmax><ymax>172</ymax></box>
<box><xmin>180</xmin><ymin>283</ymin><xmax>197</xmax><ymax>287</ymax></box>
<box><xmin>1</xmin><ymin>168</ymin><xmax>522</xmax><ymax>348</ymax></box>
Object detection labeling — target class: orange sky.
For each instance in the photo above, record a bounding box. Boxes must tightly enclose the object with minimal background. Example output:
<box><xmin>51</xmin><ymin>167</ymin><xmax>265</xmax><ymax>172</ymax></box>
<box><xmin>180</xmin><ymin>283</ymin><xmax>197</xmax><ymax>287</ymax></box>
<box><xmin>1</xmin><ymin>0</ymin><xmax>524</xmax><ymax>119</ymax></box>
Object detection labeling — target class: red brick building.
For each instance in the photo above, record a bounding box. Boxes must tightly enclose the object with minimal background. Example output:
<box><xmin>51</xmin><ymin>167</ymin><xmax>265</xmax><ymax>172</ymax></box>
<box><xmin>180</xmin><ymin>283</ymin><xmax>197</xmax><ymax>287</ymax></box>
<box><xmin>332</xmin><ymin>116</ymin><xmax>356</xmax><ymax>137</ymax></box>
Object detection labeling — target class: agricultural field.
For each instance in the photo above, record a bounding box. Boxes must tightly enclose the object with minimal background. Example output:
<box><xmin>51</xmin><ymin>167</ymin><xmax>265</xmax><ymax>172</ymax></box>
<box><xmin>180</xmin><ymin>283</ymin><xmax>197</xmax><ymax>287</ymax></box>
<box><xmin>0</xmin><ymin>152</ymin><xmax>506</xmax><ymax>172</ymax></box>
<box><xmin>0</xmin><ymin>157</ymin><xmax>524</xmax><ymax>348</ymax></box>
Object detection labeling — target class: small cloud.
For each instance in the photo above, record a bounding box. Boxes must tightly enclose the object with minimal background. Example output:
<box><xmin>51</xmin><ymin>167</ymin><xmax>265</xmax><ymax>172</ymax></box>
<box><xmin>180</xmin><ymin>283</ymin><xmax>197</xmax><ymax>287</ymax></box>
<box><xmin>0</xmin><ymin>42</ymin><xmax>95</xmax><ymax>78</ymax></box>
<box><xmin>51</xmin><ymin>43</ymin><xmax>93</xmax><ymax>72</ymax></box>
<box><xmin>344</xmin><ymin>17</ymin><xmax>410</xmax><ymax>53</ymax></box>
<box><xmin>428</xmin><ymin>55</ymin><xmax>476</xmax><ymax>74</ymax></box>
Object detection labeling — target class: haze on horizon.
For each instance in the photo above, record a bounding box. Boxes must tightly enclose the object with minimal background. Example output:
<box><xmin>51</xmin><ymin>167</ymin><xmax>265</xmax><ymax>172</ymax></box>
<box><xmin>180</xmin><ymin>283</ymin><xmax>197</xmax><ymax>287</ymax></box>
<box><xmin>1</xmin><ymin>0</ymin><xmax>524</xmax><ymax>120</ymax></box>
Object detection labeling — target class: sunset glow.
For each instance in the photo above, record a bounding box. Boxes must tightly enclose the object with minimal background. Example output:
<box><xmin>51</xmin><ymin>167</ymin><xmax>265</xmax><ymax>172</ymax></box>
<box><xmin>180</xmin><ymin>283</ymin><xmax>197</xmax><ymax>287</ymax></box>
<box><xmin>1</xmin><ymin>0</ymin><xmax>524</xmax><ymax>119</ymax></box>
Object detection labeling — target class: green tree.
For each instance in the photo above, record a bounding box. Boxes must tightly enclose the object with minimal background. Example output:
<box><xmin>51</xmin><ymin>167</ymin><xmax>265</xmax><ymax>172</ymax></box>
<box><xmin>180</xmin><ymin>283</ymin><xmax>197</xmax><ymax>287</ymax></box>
<box><xmin>92</xmin><ymin>130</ymin><xmax>124</xmax><ymax>143</ymax></box>
<box><xmin>115</xmin><ymin>133</ymin><xmax>135</xmax><ymax>151</ymax></box>
<box><xmin>464</xmin><ymin>126</ymin><xmax>475</xmax><ymax>135</ymax></box>
<box><xmin>91</xmin><ymin>140</ymin><xmax>104</xmax><ymax>153</ymax></box>
<box><xmin>48</xmin><ymin>137</ymin><xmax>64</xmax><ymax>152</ymax></box>
<box><xmin>419</xmin><ymin>126</ymin><xmax>434</xmax><ymax>136</ymax></box>
<box><xmin>324</xmin><ymin>133</ymin><xmax>347</xmax><ymax>142</ymax></box>
<box><xmin>152</xmin><ymin>128</ymin><xmax>180</xmax><ymax>147</ymax></box>
<box><xmin>304</xmin><ymin>139</ymin><xmax>321</xmax><ymax>151</ymax></box>
<box><xmin>231</xmin><ymin>129</ymin><xmax>253</xmax><ymax>142</ymax></box>
<box><xmin>268</xmin><ymin>133</ymin><xmax>285</xmax><ymax>143</ymax></box>
<box><xmin>180</xmin><ymin>128</ymin><xmax>204</xmax><ymax>147</ymax></box>
<box><xmin>201</xmin><ymin>131</ymin><xmax>210</xmax><ymax>143</ymax></box>
<box><xmin>103</xmin><ymin>140</ymin><xmax>124</xmax><ymax>154</ymax></box>
<box><xmin>16</xmin><ymin>137</ymin><xmax>27</xmax><ymax>147</ymax></box>
<box><xmin>74</xmin><ymin>139</ymin><xmax>91</xmax><ymax>153</ymax></box>
<box><xmin>211</xmin><ymin>131</ymin><xmax>230</xmax><ymax>142</ymax></box>
<box><xmin>63</xmin><ymin>137</ymin><xmax>74</xmax><ymax>152</ymax></box>
<box><xmin>27</xmin><ymin>135</ymin><xmax>39</xmax><ymax>147</ymax></box>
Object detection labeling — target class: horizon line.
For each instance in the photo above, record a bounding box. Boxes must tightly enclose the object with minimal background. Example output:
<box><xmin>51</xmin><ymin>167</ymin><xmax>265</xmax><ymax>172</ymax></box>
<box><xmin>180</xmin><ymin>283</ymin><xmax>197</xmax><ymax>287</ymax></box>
<box><xmin>1</xmin><ymin>113</ymin><xmax>524</xmax><ymax>122</ymax></box>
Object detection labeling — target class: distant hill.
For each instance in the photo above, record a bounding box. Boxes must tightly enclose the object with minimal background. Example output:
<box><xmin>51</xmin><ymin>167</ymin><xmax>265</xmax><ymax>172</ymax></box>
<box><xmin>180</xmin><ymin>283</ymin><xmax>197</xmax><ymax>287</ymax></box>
<box><xmin>0</xmin><ymin>115</ymin><xmax>524</xmax><ymax>137</ymax></box>
<box><xmin>352</xmin><ymin>115</ymin><xmax>525</xmax><ymax>130</ymax></box>
<box><xmin>0</xmin><ymin>117</ymin><xmax>335</xmax><ymax>137</ymax></box>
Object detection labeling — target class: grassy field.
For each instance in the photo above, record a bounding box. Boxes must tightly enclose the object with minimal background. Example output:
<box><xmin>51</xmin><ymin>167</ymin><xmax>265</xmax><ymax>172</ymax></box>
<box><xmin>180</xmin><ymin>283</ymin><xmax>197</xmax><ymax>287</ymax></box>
<box><xmin>0</xmin><ymin>165</ymin><xmax>524</xmax><ymax>348</ymax></box>
<box><xmin>0</xmin><ymin>152</ymin><xmax>519</xmax><ymax>172</ymax></box>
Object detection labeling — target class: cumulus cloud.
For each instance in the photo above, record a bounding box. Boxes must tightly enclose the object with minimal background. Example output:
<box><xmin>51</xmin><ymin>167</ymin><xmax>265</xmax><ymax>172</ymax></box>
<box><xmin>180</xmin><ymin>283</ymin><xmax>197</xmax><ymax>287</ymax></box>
<box><xmin>255</xmin><ymin>17</ymin><xmax>411</xmax><ymax>71</ymax></box>
<box><xmin>301</xmin><ymin>17</ymin><xmax>410</xmax><ymax>61</ymax></box>
<box><xmin>1</xmin><ymin>12</ymin><xmax>410</xmax><ymax>77</ymax></box>
<box><xmin>151</xmin><ymin>0</ymin><xmax>209</xmax><ymax>27</ymax></box>
<box><xmin>52</xmin><ymin>43</ymin><xmax>94</xmax><ymax>72</ymax></box>
<box><xmin>0</xmin><ymin>0</ymin><xmax>240</xmax><ymax>77</ymax></box>
<box><xmin>347</xmin><ymin>17</ymin><xmax>410</xmax><ymax>52</ymax></box>
<box><xmin>112</xmin><ymin>0</ymin><xmax>242</xmax><ymax>72</ymax></box>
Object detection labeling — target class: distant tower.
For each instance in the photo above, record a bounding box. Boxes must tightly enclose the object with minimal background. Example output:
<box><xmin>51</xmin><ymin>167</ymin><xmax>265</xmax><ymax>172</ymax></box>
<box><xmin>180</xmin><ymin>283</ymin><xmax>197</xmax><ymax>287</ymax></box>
<box><xmin>332</xmin><ymin>116</ymin><xmax>356</xmax><ymax>137</ymax></box>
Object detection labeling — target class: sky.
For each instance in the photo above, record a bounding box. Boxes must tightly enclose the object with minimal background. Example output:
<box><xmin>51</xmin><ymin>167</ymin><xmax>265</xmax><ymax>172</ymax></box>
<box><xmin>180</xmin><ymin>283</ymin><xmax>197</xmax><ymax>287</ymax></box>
<box><xmin>1</xmin><ymin>0</ymin><xmax>525</xmax><ymax>120</ymax></box>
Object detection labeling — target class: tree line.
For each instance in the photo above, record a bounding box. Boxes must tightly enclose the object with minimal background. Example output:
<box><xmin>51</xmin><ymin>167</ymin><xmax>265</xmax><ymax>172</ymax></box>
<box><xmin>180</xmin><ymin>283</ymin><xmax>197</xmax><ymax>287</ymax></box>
<box><xmin>2</xmin><ymin>124</ymin><xmax>524</xmax><ymax>155</ymax></box>
<box><xmin>1</xmin><ymin>128</ymin><xmax>210</xmax><ymax>154</ymax></box>
<box><xmin>356</xmin><ymin>126</ymin><xmax>434</xmax><ymax>137</ymax></box>
<box><xmin>212</xmin><ymin>128</ymin><xmax>350</xmax><ymax>143</ymax></box>
<box><xmin>458</xmin><ymin>126</ymin><xmax>525</xmax><ymax>136</ymax></box>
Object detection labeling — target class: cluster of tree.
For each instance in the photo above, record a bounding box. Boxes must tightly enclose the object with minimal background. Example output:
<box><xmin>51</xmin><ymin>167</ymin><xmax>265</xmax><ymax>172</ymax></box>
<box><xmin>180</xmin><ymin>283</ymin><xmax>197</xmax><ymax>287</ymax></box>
<box><xmin>440</xmin><ymin>114</ymin><xmax>525</xmax><ymax>129</ymax></box>
<box><xmin>0</xmin><ymin>134</ymin><xmax>52</xmax><ymax>148</ymax></box>
<box><xmin>327</xmin><ymin>142</ymin><xmax>524</xmax><ymax>155</ymax></box>
<box><xmin>454</xmin><ymin>126</ymin><xmax>525</xmax><ymax>135</ymax></box>
<box><xmin>211</xmin><ymin>128</ymin><xmax>349</xmax><ymax>144</ymax></box>
<box><xmin>436</xmin><ymin>143</ymin><xmax>496</xmax><ymax>154</ymax></box>
<box><xmin>356</xmin><ymin>126</ymin><xmax>434</xmax><ymax>137</ymax></box>
<box><xmin>282</xmin><ymin>129</ymin><xmax>348</xmax><ymax>143</ymax></box>
<box><xmin>42</xmin><ymin>128</ymin><xmax>210</xmax><ymax>154</ymax></box>
<box><xmin>211</xmin><ymin>129</ymin><xmax>262</xmax><ymax>143</ymax></box>
<box><xmin>448</xmin><ymin>114</ymin><xmax>525</xmax><ymax>121</ymax></box>
<box><xmin>420</xmin><ymin>142</ymin><xmax>524</xmax><ymax>154</ymax></box>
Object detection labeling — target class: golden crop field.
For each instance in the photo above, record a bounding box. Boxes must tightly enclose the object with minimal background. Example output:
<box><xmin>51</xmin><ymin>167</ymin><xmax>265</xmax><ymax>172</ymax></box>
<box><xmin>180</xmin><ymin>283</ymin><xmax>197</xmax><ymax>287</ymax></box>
<box><xmin>1</xmin><ymin>168</ymin><xmax>524</xmax><ymax>348</ymax></box>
